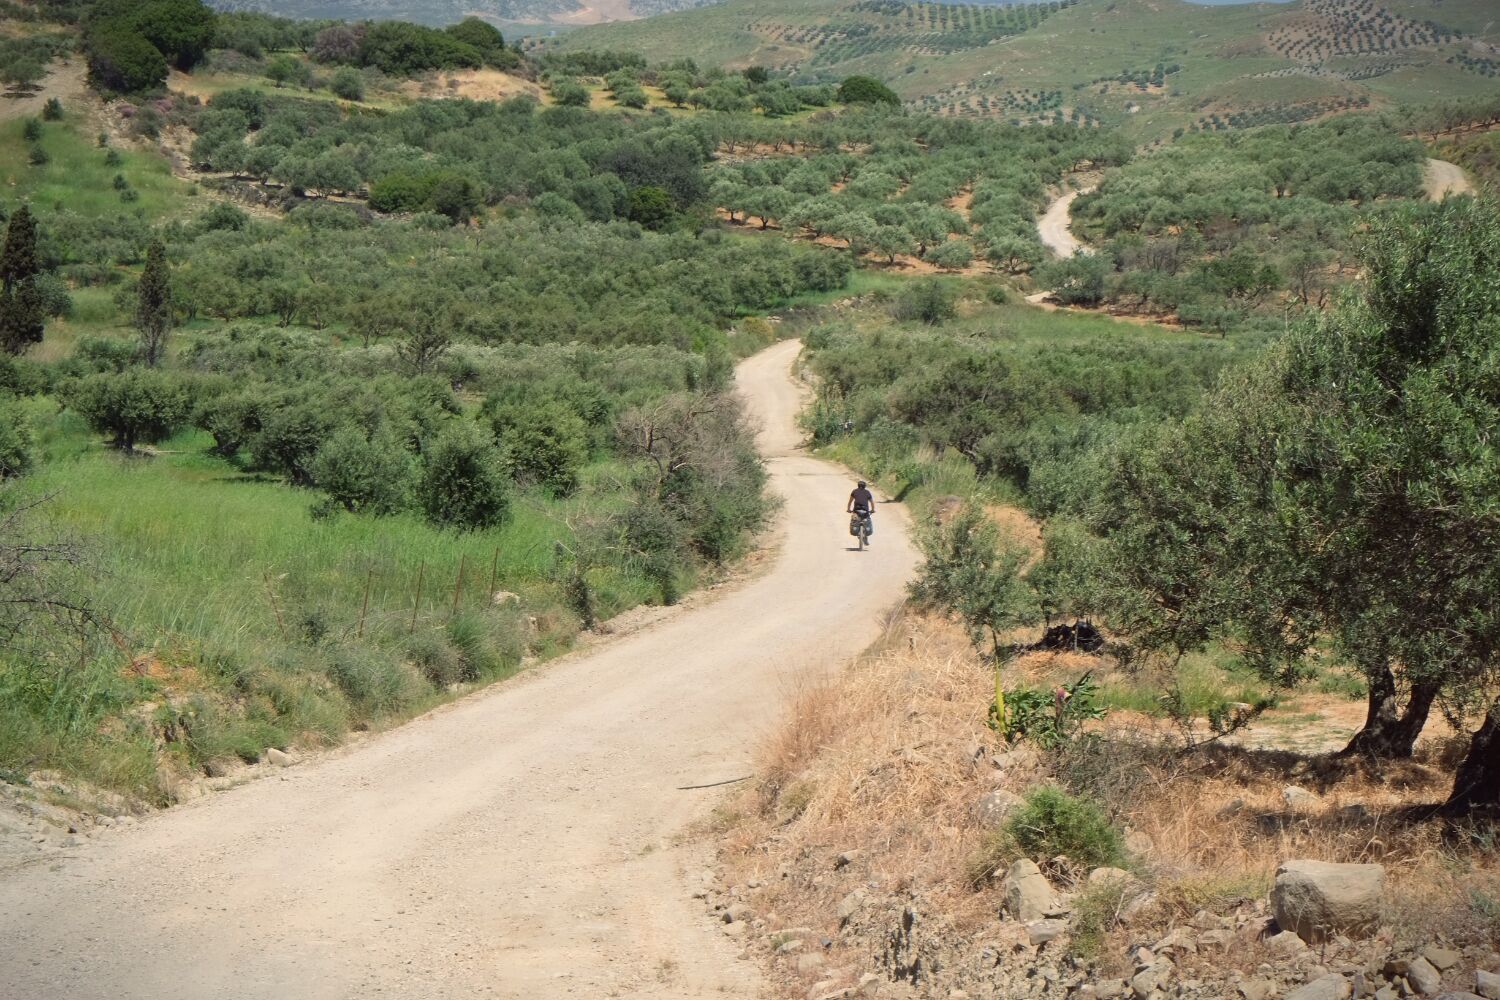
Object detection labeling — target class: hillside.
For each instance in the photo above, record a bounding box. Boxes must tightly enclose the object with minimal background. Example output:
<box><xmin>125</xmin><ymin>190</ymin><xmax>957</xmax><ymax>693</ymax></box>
<box><xmin>557</xmin><ymin>0</ymin><xmax>1500</xmax><ymax>139</ymax></box>
<box><xmin>208</xmin><ymin>0</ymin><xmax>720</xmax><ymax>29</ymax></box>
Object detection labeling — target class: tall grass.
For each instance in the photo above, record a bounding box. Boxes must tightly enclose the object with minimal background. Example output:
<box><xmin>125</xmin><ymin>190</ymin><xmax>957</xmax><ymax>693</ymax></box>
<box><xmin>0</xmin><ymin>116</ymin><xmax>191</xmax><ymax>221</ymax></box>
<box><xmin>0</xmin><ymin>416</ymin><xmax>666</xmax><ymax>801</ymax></box>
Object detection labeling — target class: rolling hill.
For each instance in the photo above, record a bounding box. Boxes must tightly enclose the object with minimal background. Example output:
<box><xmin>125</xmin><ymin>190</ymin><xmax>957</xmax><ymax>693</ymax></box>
<box><xmin>552</xmin><ymin>0</ymin><xmax>1500</xmax><ymax>139</ymax></box>
<box><xmin>210</xmin><ymin>0</ymin><xmax>721</xmax><ymax>29</ymax></box>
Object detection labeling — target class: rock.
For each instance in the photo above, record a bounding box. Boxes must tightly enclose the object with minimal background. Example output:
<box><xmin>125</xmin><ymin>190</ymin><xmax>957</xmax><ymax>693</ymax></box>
<box><xmin>1129</xmin><ymin>945</ymin><xmax>1156</xmax><ymax>970</ymax></box>
<box><xmin>723</xmin><ymin>922</ymin><xmax>747</xmax><ymax>937</ymax></box>
<box><xmin>1002</xmin><ymin>858</ymin><xmax>1056</xmax><ymax>922</ymax></box>
<box><xmin>795</xmin><ymin>952</ymin><xmax>826</xmax><ymax>974</ymax></box>
<box><xmin>838</xmin><ymin>890</ymin><xmax>866</xmax><ymax>924</ymax></box>
<box><xmin>1240</xmin><ymin>979</ymin><xmax>1277</xmax><ymax>1000</ymax></box>
<box><xmin>1286</xmin><ymin>975</ymin><xmax>1351</xmax><ymax>1000</ymax></box>
<box><xmin>1200</xmin><ymin>928</ymin><xmax>1235</xmax><ymax>950</ymax></box>
<box><xmin>1131</xmin><ymin>968</ymin><xmax>1160</xmax><ymax>999</ymax></box>
<box><xmin>834</xmin><ymin>850</ymin><xmax>862</xmax><ymax>869</ymax></box>
<box><xmin>1407</xmin><ymin>957</ymin><xmax>1442</xmax><ymax>995</ymax></box>
<box><xmin>993</xmin><ymin>746</ymin><xmax>1041</xmax><ymax>774</ymax></box>
<box><xmin>858</xmin><ymin>972</ymin><xmax>882</xmax><ymax>997</ymax></box>
<box><xmin>1119</xmin><ymin>891</ymin><xmax>1157</xmax><ymax>927</ymax></box>
<box><xmin>1424</xmin><ymin>948</ymin><xmax>1462</xmax><ymax>973</ymax></box>
<box><xmin>1284</xmin><ymin>786</ymin><xmax>1318</xmax><ymax>809</ymax></box>
<box><xmin>1269</xmin><ymin>930</ymin><xmax>1311</xmax><ymax>955</ymax></box>
<box><xmin>973</xmin><ymin>790</ymin><xmax>1023</xmax><ymax>829</ymax></box>
<box><xmin>1026</xmin><ymin>919</ymin><xmax>1068</xmax><ymax>945</ymax></box>
<box><xmin>723</xmin><ymin>903</ymin><xmax>753</xmax><ymax>924</ymax></box>
<box><xmin>1477</xmin><ymin>971</ymin><xmax>1500</xmax><ymax>1000</ymax></box>
<box><xmin>776</xmin><ymin>938</ymin><xmax>804</xmax><ymax>953</ymax></box>
<box><xmin>1155</xmin><ymin>927</ymin><xmax>1198</xmax><ymax>955</ymax></box>
<box><xmin>265</xmin><ymin>748</ymin><xmax>293</xmax><ymax>767</ymax></box>
<box><xmin>1271</xmin><ymin>861</ymin><xmax>1385</xmax><ymax>943</ymax></box>
<box><xmin>1374</xmin><ymin>988</ymin><xmax>1397</xmax><ymax>1000</ymax></box>
<box><xmin>491</xmin><ymin>590</ymin><xmax>521</xmax><ymax>606</ymax></box>
<box><xmin>1432</xmin><ymin>994</ymin><xmax>1484</xmax><ymax>1000</ymax></box>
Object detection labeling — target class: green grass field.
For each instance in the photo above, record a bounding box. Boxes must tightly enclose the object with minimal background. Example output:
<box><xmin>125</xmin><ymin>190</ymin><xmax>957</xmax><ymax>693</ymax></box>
<box><xmin>1</xmin><ymin>390</ymin><xmax>668</xmax><ymax>802</ymax></box>
<box><xmin>1</xmin><ymin>115</ymin><xmax>192</xmax><ymax>220</ymax></box>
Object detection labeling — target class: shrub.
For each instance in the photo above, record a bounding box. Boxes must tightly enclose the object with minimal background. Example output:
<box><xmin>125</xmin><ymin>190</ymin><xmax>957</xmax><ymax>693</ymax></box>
<box><xmin>64</xmin><ymin>368</ymin><xmax>193</xmax><ymax>451</ymax></box>
<box><xmin>893</xmin><ymin>278</ymin><xmax>958</xmax><ymax>325</ymax></box>
<box><xmin>329</xmin><ymin>66</ymin><xmax>364</xmax><ymax>101</ymax></box>
<box><xmin>405</xmin><ymin>630</ymin><xmax>463</xmax><ymax>687</ymax></box>
<box><xmin>497</xmin><ymin>403</ymin><xmax>587</xmax><ymax>496</ymax></box>
<box><xmin>446</xmin><ymin>611</ymin><xmax>522</xmax><ymax>681</ymax></box>
<box><xmin>837</xmin><ymin>74</ymin><xmax>899</xmax><ymax>106</ymax></box>
<box><xmin>549</xmin><ymin>77</ymin><xmax>590</xmax><ymax>107</ymax></box>
<box><xmin>41</xmin><ymin>98</ymin><xmax>63</xmax><ymax>121</ymax></box>
<box><xmin>0</xmin><ymin>398</ymin><xmax>35</xmax><ymax>477</ymax></box>
<box><xmin>27</xmin><ymin>146</ymin><xmax>48</xmax><ymax>167</ymax></box>
<box><xmin>85</xmin><ymin>25</ymin><xmax>169</xmax><ymax>94</ymax></box>
<box><xmin>911</xmin><ymin>501</ymin><xmax>1037</xmax><ymax>661</ymax></box>
<box><xmin>309</xmin><ymin>425</ymin><xmax>417</xmax><ymax>515</ymax></box>
<box><xmin>626</xmin><ymin>185</ymin><xmax>674</xmax><ymax>230</ymax></box>
<box><xmin>326</xmin><ymin>646</ymin><xmax>416</xmax><ymax>715</ymax></box>
<box><xmin>1005</xmin><ymin>785</ymin><xmax>1126</xmax><ymax>868</ymax></box>
<box><xmin>22</xmin><ymin>118</ymin><xmax>42</xmax><ymax>142</ymax></box>
<box><xmin>419</xmin><ymin>422</ymin><xmax>511</xmax><ymax>530</ymax></box>
<box><xmin>1001</xmin><ymin>672</ymin><xmax>1107</xmax><ymax>748</ymax></box>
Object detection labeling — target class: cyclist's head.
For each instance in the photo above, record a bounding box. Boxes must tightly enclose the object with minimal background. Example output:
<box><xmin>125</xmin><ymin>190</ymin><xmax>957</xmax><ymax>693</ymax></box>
<box><xmin>857</xmin><ymin>480</ymin><xmax>867</xmax><ymax>488</ymax></box>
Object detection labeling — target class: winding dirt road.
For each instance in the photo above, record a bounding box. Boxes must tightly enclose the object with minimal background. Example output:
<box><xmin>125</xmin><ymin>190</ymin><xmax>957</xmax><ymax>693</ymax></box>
<box><xmin>0</xmin><ymin>341</ymin><xmax>918</xmax><ymax>1000</ymax></box>
<box><xmin>1037</xmin><ymin>186</ymin><xmax>1095</xmax><ymax>259</ymax></box>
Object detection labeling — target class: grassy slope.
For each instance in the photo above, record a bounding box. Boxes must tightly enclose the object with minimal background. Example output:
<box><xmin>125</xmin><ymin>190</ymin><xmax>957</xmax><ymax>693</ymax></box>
<box><xmin>0</xmin><ymin>108</ymin><xmax>682</xmax><ymax>802</ymax></box>
<box><xmin>560</xmin><ymin>0</ymin><xmax>1500</xmax><ymax>140</ymax></box>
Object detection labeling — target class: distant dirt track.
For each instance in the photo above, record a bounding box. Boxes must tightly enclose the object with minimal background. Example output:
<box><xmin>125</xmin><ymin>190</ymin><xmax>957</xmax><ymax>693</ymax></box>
<box><xmin>1038</xmin><ymin>186</ymin><xmax>1095</xmax><ymax>258</ymax></box>
<box><xmin>0</xmin><ymin>340</ymin><xmax>919</xmax><ymax>1000</ymax></box>
<box><xmin>1424</xmin><ymin>157</ymin><xmax>1475</xmax><ymax>201</ymax></box>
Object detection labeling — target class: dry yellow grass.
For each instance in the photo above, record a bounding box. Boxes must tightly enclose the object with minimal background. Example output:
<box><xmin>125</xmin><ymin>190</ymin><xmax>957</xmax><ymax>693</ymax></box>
<box><xmin>715</xmin><ymin>613</ymin><xmax>1500</xmax><ymax>993</ymax></box>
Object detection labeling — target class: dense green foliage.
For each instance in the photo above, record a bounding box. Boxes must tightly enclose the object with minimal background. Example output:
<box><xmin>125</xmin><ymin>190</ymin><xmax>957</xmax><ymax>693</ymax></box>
<box><xmin>0</xmin><ymin>206</ymin><xmax>47</xmax><ymax>356</ymax></box>
<box><xmin>712</xmin><ymin>110</ymin><xmax>1130</xmax><ymax>271</ymax></box>
<box><xmin>1006</xmin><ymin>785</ymin><xmax>1126</xmax><ymax>868</ymax></box>
<box><xmin>83</xmin><ymin>0</ymin><xmax>215</xmax><ymax>92</ymax></box>
<box><xmin>1070</xmin><ymin>199</ymin><xmax>1500</xmax><ymax>807</ymax></box>
<box><xmin>801</xmin><ymin>307</ymin><xmax>1238</xmax><ymax>502</ymax></box>
<box><xmin>836</xmin><ymin>75</ymin><xmax>898</xmax><ymax>106</ymax></box>
<box><xmin>1061</xmin><ymin>117</ymin><xmax>1426</xmax><ymax>327</ymax></box>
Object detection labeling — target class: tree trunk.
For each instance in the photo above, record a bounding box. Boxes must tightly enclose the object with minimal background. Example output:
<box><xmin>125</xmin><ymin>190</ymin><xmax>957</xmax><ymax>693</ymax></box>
<box><xmin>1446</xmin><ymin>696</ymin><xmax>1500</xmax><ymax>813</ymax></box>
<box><xmin>1338</xmin><ymin>665</ymin><xmax>1438</xmax><ymax>759</ymax></box>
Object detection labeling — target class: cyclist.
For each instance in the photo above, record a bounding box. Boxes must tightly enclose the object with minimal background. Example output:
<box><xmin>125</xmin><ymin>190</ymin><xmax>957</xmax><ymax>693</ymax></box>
<box><xmin>848</xmin><ymin>480</ymin><xmax>875</xmax><ymax>544</ymax></box>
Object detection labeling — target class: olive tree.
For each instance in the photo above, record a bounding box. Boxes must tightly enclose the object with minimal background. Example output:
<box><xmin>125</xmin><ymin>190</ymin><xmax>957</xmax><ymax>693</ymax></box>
<box><xmin>1087</xmin><ymin>199</ymin><xmax>1500</xmax><ymax>809</ymax></box>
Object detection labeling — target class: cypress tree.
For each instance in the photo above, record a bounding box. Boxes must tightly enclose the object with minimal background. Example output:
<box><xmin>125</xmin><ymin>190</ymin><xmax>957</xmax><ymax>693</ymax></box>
<box><xmin>135</xmin><ymin>239</ymin><xmax>172</xmax><ymax>367</ymax></box>
<box><xmin>0</xmin><ymin>205</ymin><xmax>44</xmax><ymax>356</ymax></box>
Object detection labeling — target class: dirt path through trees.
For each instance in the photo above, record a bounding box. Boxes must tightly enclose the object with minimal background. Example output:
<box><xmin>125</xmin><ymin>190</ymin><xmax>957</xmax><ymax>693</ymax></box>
<box><xmin>1037</xmin><ymin>185</ymin><xmax>1094</xmax><ymax>258</ymax></box>
<box><xmin>1424</xmin><ymin>157</ymin><xmax>1474</xmax><ymax>200</ymax></box>
<box><xmin>0</xmin><ymin>340</ymin><xmax>920</xmax><ymax>1000</ymax></box>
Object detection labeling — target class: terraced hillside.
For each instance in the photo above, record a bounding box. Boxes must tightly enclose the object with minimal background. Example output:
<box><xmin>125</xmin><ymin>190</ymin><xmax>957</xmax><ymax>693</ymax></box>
<box><xmin>557</xmin><ymin>0</ymin><xmax>1500</xmax><ymax>140</ymax></box>
<box><xmin>209</xmin><ymin>0</ymin><xmax>719</xmax><ymax>29</ymax></box>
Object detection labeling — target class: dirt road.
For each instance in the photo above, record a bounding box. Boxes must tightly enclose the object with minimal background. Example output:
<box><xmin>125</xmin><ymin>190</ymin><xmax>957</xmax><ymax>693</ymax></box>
<box><xmin>0</xmin><ymin>340</ymin><xmax>919</xmax><ymax>1000</ymax></box>
<box><xmin>1424</xmin><ymin>157</ymin><xmax>1474</xmax><ymax>201</ymax></box>
<box><xmin>1037</xmin><ymin>186</ymin><xmax>1095</xmax><ymax>258</ymax></box>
